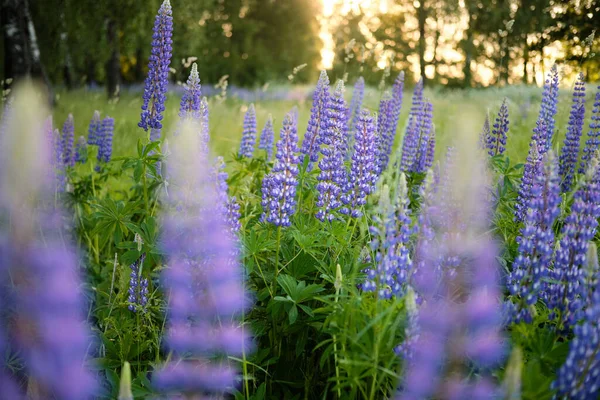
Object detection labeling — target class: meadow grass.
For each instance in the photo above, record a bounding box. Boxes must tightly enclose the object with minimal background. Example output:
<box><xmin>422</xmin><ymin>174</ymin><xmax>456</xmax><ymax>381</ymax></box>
<box><xmin>52</xmin><ymin>83</ymin><xmax>593</xmax><ymax>167</ymax></box>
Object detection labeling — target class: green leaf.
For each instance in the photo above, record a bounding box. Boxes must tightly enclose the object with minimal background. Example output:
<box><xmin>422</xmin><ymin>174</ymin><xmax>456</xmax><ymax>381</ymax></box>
<box><xmin>289</xmin><ymin>304</ymin><xmax>298</xmax><ymax>324</ymax></box>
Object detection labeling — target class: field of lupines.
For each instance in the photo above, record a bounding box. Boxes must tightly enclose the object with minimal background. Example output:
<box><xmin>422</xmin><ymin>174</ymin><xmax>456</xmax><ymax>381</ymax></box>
<box><xmin>2</xmin><ymin>1</ymin><xmax>600</xmax><ymax>400</ymax></box>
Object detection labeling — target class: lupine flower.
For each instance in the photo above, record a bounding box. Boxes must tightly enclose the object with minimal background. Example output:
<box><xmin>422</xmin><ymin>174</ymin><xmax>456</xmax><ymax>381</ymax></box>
<box><xmin>505</xmin><ymin>152</ymin><xmax>560</xmax><ymax>324</ymax></box>
<box><xmin>580</xmin><ymin>85</ymin><xmax>600</xmax><ymax>173</ymax></box>
<box><xmin>261</xmin><ymin>111</ymin><xmax>300</xmax><ymax>226</ymax></box>
<box><xmin>128</xmin><ymin>254</ymin><xmax>148</xmax><ymax>312</ymax></box>
<box><xmin>153</xmin><ymin>121</ymin><xmax>249</xmax><ymax>396</ymax></box>
<box><xmin>559</xmin><ymin>73</ymin><xmax>586</xmax><ymax>192</ymax></box>
<box><xmin>412</xmin><ymin>101</ymin><xmax>434</xmax><ymax>173</ymax></box>
<box><xmin>200</xmin><ymin>96</ymin><xmax>210</xmax><ymax>154</ymax></box>
<box><xmin>316</xmin><ymin>80</ymin><xmax>348</xmax><ymax>221</ymax></box>
<box><xmin>487</xmin><ymin>99</ymin><xmax>509</xmax><ymax>157</ymax></box>
<box><xmin>424</xmin><ymin>129</ymin><xmax>436</xmax><ymax>170</ymax></box>
<box><xmin>301</xmin><ymin>70</ymin><xmax>331</xmax><ymax>168</ymax></box>
<box><xmin>552</xmin><ymin>279</ymin><xmax>600</xmax><ymax>399</ymax></box>
<box><xmin>87</xmin><ymin>110</ymin><xmax>101</xmax><ymax>145</ymax></box>
<box><xmin>62</xmin><ymin>114</ymin><xmax>75</xmax><ymax>167</ymax></box>
<box><xmin>532</xmin><ymin>65</ymin><xmax>559</xmax><ymax>152</ymax></box>
<box><xmin>238</xmin><ymin>104</ymin><xmax>257</xmax><ymax>158</ymax></box>
<box><xmin>213</xmin><ymin>156</ymin><xmax>241</xmax><ymax>235</ymax></box>
<box><xmin>139</xmin><ymin>0</ymin><xmax>173</xmax><ymax>142</ymax></box>
<box><xmin>545</xmin><ymin>159</ymin><xmax>600</xmax><ymax>330</ymax></box>
<box><xmin>399</xmin><ymin>143</ymin><xmax>504</xmax><ymax>400</ymax></box>
<box><xmin>0</xmin><ymin>84</ymin><xmax>96</xmax><ymax>399</ymax></box>
<box><xmin>226</xmin><ymin>197</ymin><xmax>242</xmax><ymax>234</ymax></box>
<box><xmin>258</xmin><ymin>114</ymin><xmax>275</xmax><ymax>160</ymax></box>
<box><xmin>479</xmin><ymin>114</ymin><xmax>491</xmax><ymax>150</ymax></box>
<box><xmin>363</xmin><ymin>174</ymin><xmax>413</xmax><ymax>298</ymax></box>
<box><xmin>347</xmin><ymin>77</ymin><xmax>364</xmax><ymax>129</ymax></box>
<box><xmin>340</xmin><ymin>109</ymin><xmax>378</xmax><ymax>218</ymax></box>
<box><xmin>97</xmin><ymin>117</ymin><xmax>114</xmax><ymax>165</ymax></box>
<box><xmin>179</xmin><ymin>62</ymin><xmax>201</xmax><ymax>121</ymax></box>
<box><xmin>75</xmin><ymin>136</ymin><xmax>88</xmax><ymax>164</ymax></box>
<box><xmin>400</xmin><ymin>81</ymin><xmax>425</xmax><ymax>172</ymax></box>
<box><xmin>376</xmin><ymin>94</ymin><xmax>394</xmax><ymax>173</ymax></box>
<box><xmin>514</xmin><ymin>139</ymin><xmax>543</xmax><ymax>222</ymax></box>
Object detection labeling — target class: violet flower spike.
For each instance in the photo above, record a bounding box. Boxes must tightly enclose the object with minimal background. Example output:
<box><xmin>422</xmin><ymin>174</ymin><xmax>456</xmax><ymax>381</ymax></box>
<box><xmin>514</xmin><ymin>139</ymin><xmax>543</xmax><ymax>223</ymax></box>
<box><xmin>316</xmin><ymin>80</ymin><xmax>348</xmax><ymax>222</ymax></box>
<box><xmin>559</xmin><ymin>73</ymin><xmax>586</xmax><ymax>192</ymax></box>
<box><xmin>127</xmin><ymin>254</ymin><xmax>149</xmax><ymax>312</ymax></box>
<box><xmin>300</xmin><ymin>70</ymin><xmax>331</xmax><ymax>168</ymax></box>
<box><xmin>340</xmin><ymin>109</ymin><xmax>377</xmax><ymax>218</ymax></box>
<box><xmin>486</xmin><ymin>98</ymin><xmax>509</xmax><ymax>157</ymax></box>
<box><xmin>178</xmin><ymin>62</ymin><xmax>201</xmax><ymax>121</ymax></box>
<box><xmin>261</xmin><ymin>111</ymin><xmax>300</xmax><ymax>227</ymax></box>
<box><xmin>258</xmin><ymin>114</ymin><xmax>275</xmax><ymax>160</ymax></box>
<box><xmin>238</xmin><ymin>104</ymin><xmax>257</xmax><ymax>158</ymax></box>
<box><xmin>97</xmin><ymin>117</ymin><xmax>114</xmax><ymax>165</ymax></box>
<box><xmin>87</xmin><ymin>110</ymin><xmax>101</xmax><ymax>146</ymax></box>
<box><xmin>74</xmin><ymin>136</ymin><xmax>88</xmax><ymax>164</ymax></box>
<box><xmin>505</xmin><ymin>152</ymin><xmax>560</xmax><ymax>324</ymax></box>
<box><xmin>62</xmin><ymin>114</ymin><xmax>75</xmax><ymax>167</ymax></box>
<box><xmin>580</xmin><ymin>84</ymin><xmax>600</xmax><ymax>173</ymax></box>
<box><xmin>139</xmin><ymin>0</ymin><xmax>173</xmax><ymax>142</ymax></box>
<box><xmin>153</xmin><ymin>121</ymin><xmax>249</xmax><ymax>396</ymax></box>
<box><xmin>532</xmin><ymin>65</ymin><xmax>559</xmax><ymax>152</ymax></box>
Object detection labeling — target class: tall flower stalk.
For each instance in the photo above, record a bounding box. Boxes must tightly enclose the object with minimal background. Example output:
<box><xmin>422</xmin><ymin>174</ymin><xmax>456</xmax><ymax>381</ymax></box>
<box><xmin>580</xmin><ymin>85</ymin><xmax>600</xmax><ymax>173</ymax></box>
<box><xmin>238</xmin><ymin>104</ymin><xmax>257</xmax><ymax>158</ymax></box>
<box><xmin>258</xmin><ymin>114</ymin><xmax>275</xmax><ymax>160</ymax></box>
<box><xmin>301</xmin><ymin>70</ymin><xmax>331</xmax><ymax>169</ymax></box>
<box><xmin>316</xmin><ymin>80</ymin><xmax>348</xmax><ymax>221</ymax></box>
<box><xmin>261</xmin><ymin>111</ymin><xmax>300</xmax><ymax>227</ymax></box>
<box><xmin>559</xmin><ymin>73</ymin><xmax>586</xmax><ymax>192</ymax></box>
<box><xmin>139</xmin><ymin>0</ymin><xmax>173</xmax><ymax>142</ymax></box>
<box><xmin>153</xmin><ymin>121</ymin><xmax>249</xmax><ymax>396</ymax></box>
<box><xmin>486</xmin><ymin>98</ymin><xmax>509</xmax><ymax>157</ymax></box>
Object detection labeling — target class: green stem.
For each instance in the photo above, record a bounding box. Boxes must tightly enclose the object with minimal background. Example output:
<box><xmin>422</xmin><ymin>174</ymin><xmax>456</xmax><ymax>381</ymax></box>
<box><xmin>142</xmin><ymin>163</ymin><xmax>149</xmax><ymax>213</ymax></box>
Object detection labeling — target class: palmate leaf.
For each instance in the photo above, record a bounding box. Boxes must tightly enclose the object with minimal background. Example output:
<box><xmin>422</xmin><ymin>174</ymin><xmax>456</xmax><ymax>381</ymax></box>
<box><xmin>91</xmin><ymin>198</ymin><xmax>142</xmax><ymax>246</ymax></box>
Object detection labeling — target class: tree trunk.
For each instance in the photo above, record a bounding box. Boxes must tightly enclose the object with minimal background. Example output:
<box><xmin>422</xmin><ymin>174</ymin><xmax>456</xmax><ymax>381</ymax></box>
<box><xmin>462</xmin><ymin>5</ymin><xmax>473</xmax><ymax>88</ymax></box>
<box><xmin>105</xmin><ymin>18</ymin><xmax>120</xmax><ymax>99</ymax></box>
<box><xmin>417</xmin><ymin>1</ymin><xmax>427</xmax><ymax>83</ymax></box>
<box><xmin>523</xmin><ymin>43</ymin><xmax>529</xmax><ymax>85</ymax></box>
<box><xmin>1</xmin><ymin>0</ymin><xmax>53</xmax><ymax>102</ymax></box>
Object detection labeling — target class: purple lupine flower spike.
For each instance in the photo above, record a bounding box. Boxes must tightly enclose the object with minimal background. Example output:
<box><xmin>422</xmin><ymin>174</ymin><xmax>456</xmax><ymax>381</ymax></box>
<box><xmin>0</xmin><ymin>86</ymin><xmax>97</xmax><ymax>399</ymax></box>
<box><xmin>559</xmin><ymin>73</ymin><xmax>586</xmax><ymax>192</ymax></box>
<box><xmin>412</xmin><ymin>101</ymin><xmax>434</xmax><ymax>173</ymax></box>
<box><xmin>347</xmin><ymin>76</ymin><xmax>364</xmax><ymax>130</ymax></box>
<box><xmin>74</xmin><ymin>136</ymin><xmax>88</xmax><ymax>164</ymax></box>
<box><xmin>399</xmin><ymin>147</ymin><xmax>504</xmax><ymax>399</ymax></box>
<box><xmin>199</xmin><ymin>96</ymin><xmax>210</xmax><ymax>153</ymax></box>
<box><xmin>580</xmin><ymin>85</ymin><xmax>600</xmax><ymax>173</ymax></box>
<box><xmin>505</xmin><ymin>152</ymin><xmax>560</xmax><ymax>324</ymax></box>
<box><xmin>139</xmin><ymin>0</ymin><xmax>173</xmax><ymax>142</ymax></box>
<box><xmin>479</xmin><ymin>114</ymin><xmax>491</xmax><ymax>150</ymax></box>
<box><xmin>97</xmin><ymin>117</ymin><xmax>114</xmax><ymax>165</ymax></box>
<box><xmin>400</xmin><ymin>80</ymin><xmax>425</xmax><ymax>172</ymax></box>
<box><xmin>553</xmin><ymin>278</ymin><xmax>600</xmax><ymax>399</ymax></box>
<box><xmin>62</xmin><ymin>114</ymin><xmax>75</xmax><ymax>167</ymax></box>
<box><xmin>316</xmin><ymin>80</ymin><xmax>348</xmax><ymax>222</ymax></box>
<box><xmin>376</xmin><ymin>94</ymin><xmax>394</xmax><ymax>173</ymax></box>
<box><xmin>258</xmin><ymin>114</ymin><xmax>275</xmax><ymax>160</ymax></box>
<box><xmin>487</xmin><ymin>98</ymin><xmax>509</xmax><ymax>157</ymax></box>
<box><xmin>213</xmin><ymin>156</ymin><xmax>241</xmax><ymax>235</ymax></box>
<box><xmin>261</xmin><ymin>111</ymin><xmax>300</xmax><ymax>226</ymax></box>
<box><xmin>301</xmin><ymin>70</ymin><xmax>331</xmax><ymax>168</ymax></box>
<box><xmin>238</xmin><ymin>104</ymin><xmax>257</xmax><ymax>158</ymax></box>
<box><xmin>424</xmin><ymin>127</ymin><xmax>436</xmax><ymax>170</ymax></box>
<box><xmin>545</xmin><ymin>158</ymin><xmax>600</xmax><ymax>330</ymax></box>
<box><xmin>532</xmin><ymin>65</ymin><xmax>559</xmax><ymax>152</ymax></box>
<box><xmin>514</xmin><ymin>139</ymin><xmax>543</xmax><ymax>222</ymax></box>
<box><xmin>153</xmin><ymin>121</ymin><xmax>249</xmax><ymax>396</ymax></box>
<box><xmin>179</xmin><ymin>63</ymin><xmax>201</xmax><ymax>121</ymax></box>
<box><xmin>340</xmin><ymin>109</ymin><xmax>377</xmax><ymax>218</ymax></box>
<box><xmin>128</xmin><ymin>253</ymin><xmax>149</xmax><ymax>312</ymax></box>
<box><xmin>87</xmin><ymin>110</ymin><xmax>101</xmax><ymax>146</ymax></box>
<box><xmin>378</xmin><ymin>72</ymin><xmax>405</xmax><ymax>173</ymax></box>
<box><xmin>363</xmin><ymin>174</ymin><xmax>413</xmax><ymax>297</ymax></box>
